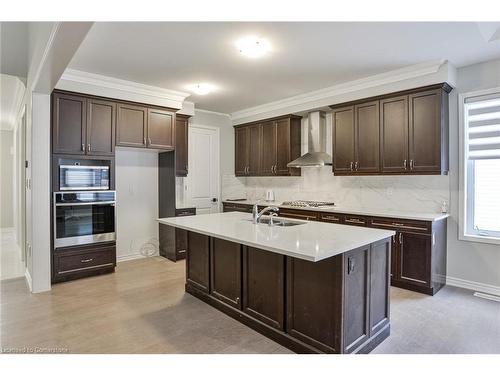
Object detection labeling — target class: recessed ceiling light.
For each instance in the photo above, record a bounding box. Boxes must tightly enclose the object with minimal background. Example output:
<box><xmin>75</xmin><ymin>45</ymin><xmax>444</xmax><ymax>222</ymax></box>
<box><xmin>186</xmin><ymin>83</ymin><xmax>215</xmax><ymax>95</ymax></box>
<box><xmin>236</xmin><ymin>36</ymin><xmax>271</xmax><ymax>58</ymax></box>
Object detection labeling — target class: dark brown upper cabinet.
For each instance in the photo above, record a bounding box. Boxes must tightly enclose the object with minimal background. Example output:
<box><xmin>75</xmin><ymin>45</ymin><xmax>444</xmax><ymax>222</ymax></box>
<box><xmin>116</xmin><ymin>103</ymin><xmax>148</xmax><ymax>148</ymax></box>
<box><xmin>175</xmin><ymin>114</ymin><xmax>189</xmax><ymax>177</ymax></box>
<box><xmin>234</xmin><ymin>115</ymin><xmax>301</xmax><ymax>177</ymax></box>
<box><xmin>408</xmin><ymin>89</ymin><xmax>447</xmax><ymax>173</ymax></box>
<box><xmin>380</xmin><ymin>95</ymin><xmax>409</xmax><ymax>173</ymax></box>
<box><xmin>87</xmin><ymin>98</ymin><xmax>116</xmax><ymax>156</ymax></box>
<box><xmin>52</xmin><ymin>92</ymin><xmax>115</xmax><ymax>156</ymax></box>
<box><xmin>52</xmin><ymin>92</ymin><xmax>87</xmax><ymax>155</ymax></box>
<box><xmin>332</xmin><ymin>106</ymin><xmax>355</xmax><ymax>173</ymax></box>
<box><xmin>331</xmin><ymin>83</ymin><xmax>451</xmax><ymax>176</ymax></box>
<box><xmin>234</xmin><ymin>124</ymin><xmax>261</xmax><ymax>176</ymax></box>
<box><xmin>147</xmin><ymin>108</ymin><xmax>175</xmax><ymax>150</ymax></box>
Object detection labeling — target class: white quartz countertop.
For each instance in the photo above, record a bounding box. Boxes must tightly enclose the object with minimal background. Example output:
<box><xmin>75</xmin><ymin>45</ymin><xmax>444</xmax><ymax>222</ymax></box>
<box><xmin>158</xmin><ymin>212</ymin><xmax>395</xmax><ymax>262</ymax></box>
<box><xmin>222</xmin><ymin>200</ymin><xmax>449</xmax><ymax>222</ymax></box>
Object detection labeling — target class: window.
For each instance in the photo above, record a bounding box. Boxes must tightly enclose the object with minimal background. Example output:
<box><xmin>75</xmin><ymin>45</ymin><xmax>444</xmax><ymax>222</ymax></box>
<box><xmin>462</xmin><ymin>91</ymin><xmax>500</xmax><ymax>243</ymax></box>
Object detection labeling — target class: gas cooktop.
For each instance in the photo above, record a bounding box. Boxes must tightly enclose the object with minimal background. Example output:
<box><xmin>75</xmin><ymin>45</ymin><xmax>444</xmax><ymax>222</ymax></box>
<box><xmin>281</xmin><ymin>200</ymin><xmax>335</xmax><ymax>208</ymax></box>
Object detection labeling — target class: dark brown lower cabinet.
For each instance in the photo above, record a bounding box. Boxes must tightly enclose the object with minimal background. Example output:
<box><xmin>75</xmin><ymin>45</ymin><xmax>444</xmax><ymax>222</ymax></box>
<box><xmin>186</xmin><ymin>232</ymin><xmax>210</xmax><ymax>293</ymax></box>
<box><xmin>243</xmin><ymin>247</ymin><xmax>285</xmax><ymax>330</ymax></box>
<box><xmin>210</xmin><ymin>238</ymin><xmax>242</xmax><ymax>309</ymax></box>
<box><xmin>184</xmin><ymin>231</ymin><xmax>391</xmax><ymax>354</ymax></box>
<box><xmin>52</xmin><ymin>242</ymin><xmax>116</xmax><ymax>283</ymax></box>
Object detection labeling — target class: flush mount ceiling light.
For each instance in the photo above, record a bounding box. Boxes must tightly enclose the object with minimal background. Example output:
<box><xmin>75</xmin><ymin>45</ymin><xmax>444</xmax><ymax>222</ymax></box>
<box><xmin>236</xmin><ymin>36</ymin><xmax>271</xmax><ymax>58</ymax></box>
<box><xmin>186</xmin><ymin>83</ymin><xmax>215</xmax><ymax>95</ymax></box>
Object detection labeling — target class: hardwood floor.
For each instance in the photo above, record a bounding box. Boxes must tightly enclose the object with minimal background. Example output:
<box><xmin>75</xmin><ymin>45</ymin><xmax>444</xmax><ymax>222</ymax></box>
<box><xmin>1</xmin><ymin>256</ymin><xmax>499</xmax><ymax>354</ymax></box>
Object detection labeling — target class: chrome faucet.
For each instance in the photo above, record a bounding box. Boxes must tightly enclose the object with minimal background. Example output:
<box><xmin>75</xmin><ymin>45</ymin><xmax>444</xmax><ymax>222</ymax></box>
<box><xmin>252</xmin><ymin>201</ymin><xmax>280</xmax><ymax>224</ymax></box>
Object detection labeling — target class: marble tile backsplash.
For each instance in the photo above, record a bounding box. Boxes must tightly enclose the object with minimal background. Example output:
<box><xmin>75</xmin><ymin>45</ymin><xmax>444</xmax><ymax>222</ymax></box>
<box><xmin>222</xmin><ymin>167</ymin><xmax>450</xmax><ymax>214</ymax></box>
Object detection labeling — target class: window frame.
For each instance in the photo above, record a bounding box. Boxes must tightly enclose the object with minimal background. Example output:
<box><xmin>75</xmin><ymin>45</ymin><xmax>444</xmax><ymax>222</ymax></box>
<box><xmin>459</xmin><ymin>87</ymin><xmax>500</xmax><ymax>245</ymax></box>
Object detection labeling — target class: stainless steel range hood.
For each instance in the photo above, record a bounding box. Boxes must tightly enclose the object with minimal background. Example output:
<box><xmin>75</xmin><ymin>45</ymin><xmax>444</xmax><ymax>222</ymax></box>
<box><xmin>287</xmin><ymin>111</ymin><xmax>332</xmax><ymax>168</ymax></box>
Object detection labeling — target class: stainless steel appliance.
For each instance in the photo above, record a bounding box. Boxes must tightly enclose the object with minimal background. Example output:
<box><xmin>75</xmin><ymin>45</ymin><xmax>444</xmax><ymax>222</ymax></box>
<box><xmin>59</xmin><ymin>164</ymin><xmax>110</xmax><ymax>191</ymax></box>
<box><xmin>281</xmin><ymin>200</ymin><xmax>335</xmax><ymax>208</ymax></box>
<box><xmin>54</xmin><ymin>191</ymin><xmax>116</xmax><ymax>248</ymax></box>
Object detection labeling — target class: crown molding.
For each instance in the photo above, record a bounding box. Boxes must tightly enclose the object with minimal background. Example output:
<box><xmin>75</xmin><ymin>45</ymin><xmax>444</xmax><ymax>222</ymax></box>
<box><xmin>231</xmin><ymin>59</ymin><xmax>448</xmax><ymax>123</ymax></box>
<box><xmin>56</xmin><ymin>69</ymin><xmax>191</xmax><ymax>109</ymax></box>
<box><xmin>0</xmin><ymin>74</ymin><xmax>26</xmax><ymax>131</ymax></box>
<box><xmin>195</xmin><ymin>108</ymin><xmax>232</xmax><ymax>118</ymax></box>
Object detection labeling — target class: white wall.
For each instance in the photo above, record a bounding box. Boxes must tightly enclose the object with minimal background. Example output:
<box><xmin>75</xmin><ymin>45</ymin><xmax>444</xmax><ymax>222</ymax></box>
<box><xmin>446</xmin><ymin>58</ymin><xmax>500</xmax><ymax>292</ymax></box>
<box><xmin>115</xmin><ymin>148</ymin><xmax>159</xmax><ymax>261</ymax></box>
<box><xmin>0</xmin><ymin>130</ymin><xmax>14</xmax><ymax>228</ymax></box>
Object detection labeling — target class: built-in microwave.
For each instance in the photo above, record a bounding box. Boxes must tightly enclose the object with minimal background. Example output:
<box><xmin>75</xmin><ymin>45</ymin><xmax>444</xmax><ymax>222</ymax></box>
<box><xmin>59</xmin><ymin>165</ymin><xmax>109</xmax><ymax>191</ymax></box>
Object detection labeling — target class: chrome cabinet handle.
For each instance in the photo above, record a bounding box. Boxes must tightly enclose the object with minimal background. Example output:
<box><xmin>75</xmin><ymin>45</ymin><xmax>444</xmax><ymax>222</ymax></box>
<box><xmin>350</xmin><ymin>161</ymin><xmax>354</xmax><ymax>171</ymax></box>
<box><xmin>410</xmin><ymin>159</ymin><xmax>414</xmax><ymax>170</ymax></box>
<box><xmin>399</xmin><ymin>233</ymin><xmax>403</xmax><ymax>245</ymax></box>
<box><xmin>392</xmin><ymin>223</ymin><xmax>405</xmax><ymax>227</ymax></box>
<box><xmin>87</xmin><ymin>144</ymin><xmax>91</xmax><ymax>152</ymax></box>
<box><xmin>346</xmin><ymin>218</ymin><xmax>364</xmax><ymax>224</ymax></box>
<box><xmin>148</xmin><ymin>137</ymin><xmax>152</xmax><ymax>145</ymax></box>
<box><xmin>81</xmin><ymin>258</ymin><xmax>94</xmax><ymax>263</ymax></box>
<box><xmin>81</xmin><ymin>143</ymin><xmax>85</xmax><ymax>151</ymax></box>
<box><xmin>354</xmin><ymin>161</ymin><xmax>359</xmax><ymax>171</ymax></box>
<box><xmin>143</xmin><ymin>137</ymin><xmax>147</xmax><ymax>145</ymax></box>
<box><xmin>403</xmin><ymin>159</ymin><xmax>407</xmax><ymax>170</ymax></box>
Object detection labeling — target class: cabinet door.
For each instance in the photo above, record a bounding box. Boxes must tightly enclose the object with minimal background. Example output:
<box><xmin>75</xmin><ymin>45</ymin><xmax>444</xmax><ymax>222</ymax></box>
<box><xmin>210</xmin><ymin>238</ymin><xmax>242</xmax><ymax>308</ymax></box>
<box><xmin>260</xmin><ymin>121</ymin><xmax>277</xmax><ymax>175</ymax></box>
<box><xmin>286</xmin><ymin>256</ymin><xmax>343</xmax><ymax>353</ymax></box>
<box><xmin>399</xmin><ymin>232</ymin><xmax>431</xmax><ymax>286</ymax></box>
<box><xmin>247</xmin><ymin>124</ymin><xmax>262</xmax><ymax>175</ymax></box>
<box><xmin>147</xmin><ymin>108</ymin><xmax>174</xmax><ymax>149</ymax></box>
<box><xmin>116</xmin><ymin>103</ymin><xmax>147</xmax><ymax>147</ymax></box>
<box><xmin>333</xmin><ymin>106</ymin><xmax>355</xmax><ymax>173</ymax></box>
<box><xmin>52</xmin><ymin>92</ymin><xmax>87</xmax><ymax>155</ymax></box>
<box><xmin>355</xmin><ymin>101</ymin><xmax>380</xmax><ymax>173</ymax></box>
<box><xmin>409</xmin><ymin>89</ymin><xmax>442</xmax><ymax>172</ymax></box>
<box><xmin>86</xmin><ymin>98</ymin><xmax>115</xmax><ymax>156</ymax></box>
<box><xmin>380</xmin><ymin>96</ymin><xmax>409</xmax><ymax>173</ymax></box>
<box><xmin>234</xmin><ymin>127</ymin><xmax>249</xmax><ymax>176</ymax></box>
<box><xmin>343</xmin><ymin>246</ymin><xmax>370</xmax><ymax>353</ymax></box>
<box><xmin>275</xmin><ymin>118</ymin><xmax>293</xmax><ymax>175</ymax></box>
<box><xmin>187</xmin><ymin>231</ymin><xmax>210</xmax><ymax>293</ymax></box>
<box><xmin>175</xmin><ymin>115</ymin><xmax>189</xmax><ymax>176</ymax></box>
<box><xmin>243</xmin><ymin>247</ymin><xmax>285</xmax><ymax>330</ymax></box>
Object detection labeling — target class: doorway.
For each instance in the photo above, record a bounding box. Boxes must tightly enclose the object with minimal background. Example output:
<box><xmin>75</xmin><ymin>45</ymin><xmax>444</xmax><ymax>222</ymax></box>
<box><xmin>186</xmin><ymin>124</ymin><xmax>220</xmax><ymax>214</ymax></box>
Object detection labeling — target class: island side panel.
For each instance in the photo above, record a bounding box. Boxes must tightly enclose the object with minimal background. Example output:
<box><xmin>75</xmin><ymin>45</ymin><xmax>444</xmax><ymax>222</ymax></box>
<box><xmin>286</xmin><ymin>256</ymin><xmax>344</xmax><ymax>354</ymax></box>
<box><xmin>369</xmin><ymin>239</ymin><xmax>391</xmax><ymax>336</ymax></box>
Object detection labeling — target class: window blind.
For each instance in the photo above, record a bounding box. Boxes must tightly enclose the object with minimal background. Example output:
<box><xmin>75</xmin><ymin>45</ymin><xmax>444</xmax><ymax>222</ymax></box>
<box><xmin>466</xmin><ymin>94</ymin><xmax>500</xmax><ymax>160</ymax></box>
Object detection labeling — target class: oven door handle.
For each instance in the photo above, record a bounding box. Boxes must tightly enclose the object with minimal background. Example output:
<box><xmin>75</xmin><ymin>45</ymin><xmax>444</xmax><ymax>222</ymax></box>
<box><xmin>55</xmin><ymin>201</ymin><xmax>116</xmax><ymax>206</ymax></box>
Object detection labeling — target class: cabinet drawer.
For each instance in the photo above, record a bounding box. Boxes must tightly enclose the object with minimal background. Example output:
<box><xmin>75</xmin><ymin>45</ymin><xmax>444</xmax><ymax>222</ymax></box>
<box><xmin>222</xmin><ymin>203</ymin><xmax>252</xmax><ymax>213</ymax></box>
<box><xmin>55</xmin><ymin>246</ymin><xmax>116</xmax><ymax>275</ymax></box>
<box><xmin>344</xmin><ymin>215</ymin><xmax>367</xmax><ymax>226</ymax></box>
<box><xmin>370</xmin><ymin>218</ymin><xmax>430</xmax><ymax>234</ymax></box>
<box><xmin>175</xmin><ymin>207</ymin><xmax>196</xmax><ymax>216</ymax></box>
<box><xmin>319</xmin><ymin>213</ymin><xmax>344</xmax><ymax>223</ymax></box>
<box><xmin>279</xmin><ymin>209</ymin><xmax>318</xmax><ymax>221</ymax></box>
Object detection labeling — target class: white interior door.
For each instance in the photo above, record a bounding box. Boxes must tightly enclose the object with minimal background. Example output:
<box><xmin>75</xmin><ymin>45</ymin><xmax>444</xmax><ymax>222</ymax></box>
<box><xmin>186</xmin><ymin>125</ymin><xmax>220</xmax><ymax>214</ymax></box>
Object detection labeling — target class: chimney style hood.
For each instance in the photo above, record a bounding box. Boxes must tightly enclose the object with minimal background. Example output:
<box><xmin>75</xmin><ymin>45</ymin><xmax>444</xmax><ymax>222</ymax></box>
<box><xmin>287</xmin><ymin>111</ymin><xmax>332</xmax><ymax>168</ymax></box>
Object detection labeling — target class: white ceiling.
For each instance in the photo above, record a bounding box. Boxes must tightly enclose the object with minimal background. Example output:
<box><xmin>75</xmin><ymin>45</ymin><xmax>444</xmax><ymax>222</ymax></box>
<box><xmin>69</xmin><ymin>22</ymin><xmax>500</xmax><ymax>114</ymax></box>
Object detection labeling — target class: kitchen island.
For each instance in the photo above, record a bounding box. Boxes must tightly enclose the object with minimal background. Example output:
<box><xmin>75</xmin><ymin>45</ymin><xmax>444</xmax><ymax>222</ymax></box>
<box><xmin>158</xmin><ymin>211</ymin><xmax>395</xmax><ymax>354</ymax></box>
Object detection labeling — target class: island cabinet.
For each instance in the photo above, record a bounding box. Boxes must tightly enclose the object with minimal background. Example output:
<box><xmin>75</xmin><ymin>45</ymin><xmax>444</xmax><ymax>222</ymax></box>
<box><xmin>222</xmin><ymin>202</ymin><xmax>447</xmax><ymax>296</ymax></box>
<box><xmin>52</xmin><ymin>92</ymin><xmax>115</xmax><ymax>156</ymax></box>
<box><xmin>184</xmin><ymin>232</ymin><xmax>391</xmax><ymax>354</ymax></box>
<box><xmin>331</xmin><ymin>83</ymin><xmax>452</xmax><ymax>175</ymax></box>
<box><xmin>234</xmin><ymin>115</ymin><xmax>302</xmax><ymax>177</ymax></box>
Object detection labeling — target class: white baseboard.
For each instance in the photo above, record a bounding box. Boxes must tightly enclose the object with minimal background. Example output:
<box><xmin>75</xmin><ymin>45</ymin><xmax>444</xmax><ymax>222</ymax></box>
<box><xmin>117</xmin><ymin>252</ymin><xmax>159</xmax><ymax>263</ymax></box>
<box><xmin>24</xmin><ymin>268</ymin><xmax>32</xmax><ymax>292</ymax></box>
<box><xmin>446</xmin><ymin>276</ymin><xmax>500</xmax><ymax>297</ymax></box>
